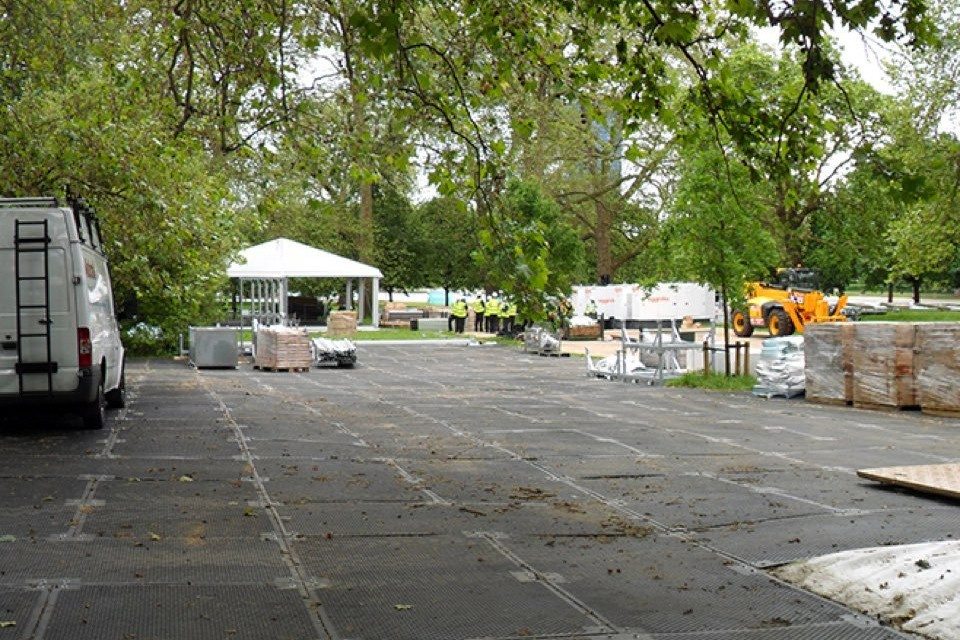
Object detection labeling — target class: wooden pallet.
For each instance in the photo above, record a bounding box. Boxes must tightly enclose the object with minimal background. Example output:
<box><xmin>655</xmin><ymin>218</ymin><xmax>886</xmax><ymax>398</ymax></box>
<box><xmin>805</xmin><ymin>396</ymin><xmax>852</xmax><ymax>407</ymax></box>
<box><xmin>853</xmin><ymin>401</ymin><xmax>920</xmax><ymax>413</ymax></box>
<box><xmin>254</xmin><ymin>365</ymin><xmax>310</xmax><ymax>373</ymax></box>
<box><xmin>858</xmin><ymin>463</ymin><xmax>960</xmax><ymax>500</ymax></box>
<box><xmin>921</xmin><ymin>407</ymin><xmax>960</xmax><ymax>418</ymax></box>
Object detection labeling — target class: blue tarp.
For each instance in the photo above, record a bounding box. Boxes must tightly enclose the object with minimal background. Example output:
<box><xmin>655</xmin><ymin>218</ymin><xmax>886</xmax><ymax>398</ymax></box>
<box><xmin>427</xmin><ymin>289</ymin><xmax>447</xmax><ymax>305</ymax></box>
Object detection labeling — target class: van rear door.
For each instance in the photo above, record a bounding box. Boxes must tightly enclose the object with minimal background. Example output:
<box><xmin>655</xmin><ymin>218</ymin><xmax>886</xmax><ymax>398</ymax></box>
<box><xmin>0</xmin><ymin>208</ymin><xmax>77</xmax><ymax>396</ymax></box>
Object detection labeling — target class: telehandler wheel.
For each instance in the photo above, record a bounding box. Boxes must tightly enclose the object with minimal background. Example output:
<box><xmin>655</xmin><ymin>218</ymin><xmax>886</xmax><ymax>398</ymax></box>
<box><xmin>766</xmin><ymin>308</ymin><xmax>794</xmax><ymax>337</ymax></box>
<box><xmin>732</xmin><ymin>310</ymin><xmax>753</xmax><ymax>337</ymax></box>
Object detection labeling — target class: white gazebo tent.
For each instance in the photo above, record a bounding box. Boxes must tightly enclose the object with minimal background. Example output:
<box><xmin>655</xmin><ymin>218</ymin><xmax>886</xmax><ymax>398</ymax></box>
<box><xmin>227</xmin><ymin>238</ymin><xmax>383</xmax><ymax>330</ymax></box>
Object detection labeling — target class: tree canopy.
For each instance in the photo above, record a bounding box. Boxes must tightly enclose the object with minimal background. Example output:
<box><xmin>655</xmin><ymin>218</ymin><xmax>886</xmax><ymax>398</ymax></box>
<box><xmin>1</xmin><ymin>0</ymin><xmax>955</xmax><ymax>345</ymax></box>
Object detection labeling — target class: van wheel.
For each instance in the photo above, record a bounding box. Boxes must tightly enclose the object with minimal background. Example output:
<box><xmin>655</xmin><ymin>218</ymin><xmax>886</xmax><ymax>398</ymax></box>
<box><xmin>83</xmin><ymin>379</ymin><xmax>107</xmax><ymax>430</ymax></box>
<box><xmin>106</xmin><ymin>366</ymin><xmax>126</xmax><ymax>409</ymax></box>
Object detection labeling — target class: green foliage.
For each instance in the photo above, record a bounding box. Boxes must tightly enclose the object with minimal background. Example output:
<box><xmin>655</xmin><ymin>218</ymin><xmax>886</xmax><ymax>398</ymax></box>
<box><xmin>680</xmin><ymin>44</ymin><xmax>889</xmax><ymax>268</ymax></box>
<box><xmin>663</xmin><ymin>135</ymin><xmax>779</xmax><ymax>312</ymax></box>
<box><xmin>416</xmin><ymin>197</ymin><xmax>483</xmax><ymax>293</ymax></box>
<box><xmin>887</xmin><ymin>204</ymin><xmax>957</xmax><ymax>285</ymax></box>
<box><xmin>372</xmin><ymin>184</ymin><xmax>425</xmax><ymax>292</ymax></box>
<box><xmin>0</xmin><ymin>46</ymin><xmax>252</xmax><ymax>342</ymax></box>
<box><xmin>122</xmin><ymin>322</ymin><xmax>177</xmax><ymax>357</ymax></box>
<box><xmin>474</xmin><ymin>180</ymin><xmax>585</xmax><ymax>322</ymax></box>
<box><xmin>145</xmin><ymin>0</ymin><xmax>297</xmax><ymax>151</ymax></box>
<box><xmin>0</xmin><ymin>0</ymin><xmax>944</xmax><ymax>340</ymax></box>
<box><xmin>806</xmin><ymin>149</ymin><xmax>899</xmax><ymax>292</ymax></box>
<box><xmin>815</xmin><ymin>96</ymin><xmax>960</xmax><ymax>299</ymax></box>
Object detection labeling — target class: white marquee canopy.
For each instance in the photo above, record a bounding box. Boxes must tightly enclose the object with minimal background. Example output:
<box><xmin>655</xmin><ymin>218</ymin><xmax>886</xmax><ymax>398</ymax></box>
<box><xmin>227</xmin><ymin>238</ymin><xmax>382</xmax><ymax>327</ymax></box>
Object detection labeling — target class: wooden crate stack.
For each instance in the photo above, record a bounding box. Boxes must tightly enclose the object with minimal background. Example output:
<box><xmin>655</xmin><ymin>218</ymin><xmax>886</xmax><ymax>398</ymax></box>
<box><xmin>805</xmin><ymin>321</ymin><xmax>960</xmax><ymax>414</ymax></box>
<box><xmin>804</xmin><ymin>323</ymin><xmax>854</xmax><ymax>405</ymax></box>
<box><xmin>915</xmin><ymin>323</ymin><xmax>960</xmax><ymax>416</ymax></box>
<box><xmin>851</xmin><ymin>322</ymin><xmax>918</xmax><ymax>410</ymax></box>
<box><xmin>255</xmin><ymin>327</ymin><xmax>313</xmax><ymax>371</ymax></box>
<box><xmin>567</xmin><ymin>324</ymin><xmax>602</xmax><ymax>339</ymax></box>
<box><xmin>327</xmin><ymin>311</ymin><xmax>357</xmax><ymax>337</ymax></box>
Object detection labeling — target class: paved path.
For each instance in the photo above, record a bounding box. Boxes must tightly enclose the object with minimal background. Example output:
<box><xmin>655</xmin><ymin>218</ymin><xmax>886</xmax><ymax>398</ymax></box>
<box><xmin>2</xmin><ymin>344</ymin><xmax>957</xmax><ymax>639</ymax></box>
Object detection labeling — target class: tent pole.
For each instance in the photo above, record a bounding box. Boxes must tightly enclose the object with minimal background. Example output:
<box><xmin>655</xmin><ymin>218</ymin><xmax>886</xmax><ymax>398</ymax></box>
<box><xmin>268</xmin><ymin>279</ymin><xmax>273</xmax><ymax>322</ymax></box>
<box><xmin>372</xmin><ymin>278</ymin><xmax>380</xmax><ymax>328</ymax></box>
<box><xmin>258</xmin><ymin>280</ymin><xmax>263</xmax><ymax>321</ymax></box>
<box><xmin>358</xmin><ymin>279</ymin><xmax>365</xmax><ymax>326</ymax></box>
<box><xmin>238</xmin><ymin>279</ymin><xmax>244</xmax><ymax>356</ymax></box>
<box><xmin>346</xmin><ymin>279</ymin><xmax>353</xmax><ymax>311</ymax></box>
<box><xmin>271</xmin><ymin>279</ymin><xmax>277</xmax><ymax>323</ymax></box>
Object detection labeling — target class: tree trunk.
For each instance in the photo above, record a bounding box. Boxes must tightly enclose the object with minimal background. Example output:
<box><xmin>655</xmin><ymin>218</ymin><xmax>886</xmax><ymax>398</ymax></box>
<box><xmin>358</xmin><ymin>180</ymin><xmax>375</xmax><ymax>320</ymax></box>
<box><xmin>342</xmin><ymin>12</ymin><xmax>376</xmax><ymax>323</ymax></box>
<box><xmin>721</xmin><ymin>280</ymin><xmax>731</xmax><ymax>377</ymax></box>
<box><xmin>594</xmin><ymin>198</ymin><xmax>614</xmax><ymax>283</ymax></box>
<box><xmin>912</xmin><ymin>277</ymin><xmax>922</xmax><ymax>304</ymax></box>
<box><xmin>888</xmin><ymin>281</ymin><xmax>894</xmax><ymax>303</ymax></box>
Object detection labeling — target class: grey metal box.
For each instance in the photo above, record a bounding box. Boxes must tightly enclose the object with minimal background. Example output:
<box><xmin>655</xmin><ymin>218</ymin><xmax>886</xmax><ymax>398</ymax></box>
<box><xmin>189</xmin><ymin>327</ymin><xmax>238</xmax><ymax>368</ymax></box>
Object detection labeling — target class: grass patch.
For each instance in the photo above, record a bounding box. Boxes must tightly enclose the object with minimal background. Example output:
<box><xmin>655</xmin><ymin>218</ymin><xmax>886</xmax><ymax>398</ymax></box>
<box><xmin>859</xmin><ymin>309</ymin><xmax>960</xmax><ymax>323</ymax></box>
<box><xmin>666</xmin><ymin>372</ymin><xmax>757</xmax><ymax>391</ymax></box>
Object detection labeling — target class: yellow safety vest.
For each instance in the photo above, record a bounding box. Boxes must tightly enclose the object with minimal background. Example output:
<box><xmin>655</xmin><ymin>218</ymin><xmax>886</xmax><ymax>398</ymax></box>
<box><xmin>485</xmin><ymin>298</ymin><xmax>501</xmax><ymax>315</ymax></box>
<box><xmin>451</xmin><ymin>300</ymin><xmax>468</xmax><ymax>318</ymax></box>
<box><xmin>472</xmin><ymin>300</ymin><xmax>485</xmax><ymax>313</ymax></box>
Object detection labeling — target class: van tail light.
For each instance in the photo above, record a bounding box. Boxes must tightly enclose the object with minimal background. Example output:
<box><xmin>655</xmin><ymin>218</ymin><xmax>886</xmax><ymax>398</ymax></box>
<box><xmin>78</xmin><ymin>328</ymin><xmax>92</xmax><ymax>367</ymax></box>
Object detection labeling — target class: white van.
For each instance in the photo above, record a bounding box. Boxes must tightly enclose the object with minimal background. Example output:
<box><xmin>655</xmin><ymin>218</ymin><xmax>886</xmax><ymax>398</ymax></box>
<box><xmin>0</xmin><ymin>197</ymin><xmax>125</xmax><ymax>428</ymax></box>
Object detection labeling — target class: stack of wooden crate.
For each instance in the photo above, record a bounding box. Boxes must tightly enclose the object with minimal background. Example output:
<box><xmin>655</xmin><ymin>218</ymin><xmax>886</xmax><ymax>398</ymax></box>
<box><xmin>255</xmin><ymin>327</ymin><xmax>313</xmax><ymax>371</ymax></box>
<box><xmin>567</xmin><ymin>323</ymin><xmax>602</xmax><ymax>339</ymax></box>
<box><xmin>915</xmin><ymin>323</ymin><xmax>960</xmax><ymax>416</ymax></box>
<box><xmin>327</xmin><ymin>311</ymin><xmax>358</xmax><ymax>337</ymax></box>
<box><xmin>805</xmin><ymin>322</ymin><xmax>960</xmax><ymax>415</ymax></box>
<box><xmin>851</xmin><ymin>323</ymin><xmax>917</xmax><ymax>410</ymax></box>
<box><xmin>803</xmin><ymin>323</ymin><xmax>854</xmax><ymax>405</ymax></box>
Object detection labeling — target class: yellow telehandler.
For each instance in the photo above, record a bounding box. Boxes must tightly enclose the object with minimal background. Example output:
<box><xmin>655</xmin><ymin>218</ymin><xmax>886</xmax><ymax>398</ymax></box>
<box><xmin>731</xmin><ymin>268</ymin><xmax>848</xmax><ymax>337</ymax></box>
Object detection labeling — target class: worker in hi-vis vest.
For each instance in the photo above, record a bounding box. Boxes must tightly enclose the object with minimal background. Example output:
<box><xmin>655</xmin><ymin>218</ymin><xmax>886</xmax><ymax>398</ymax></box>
<box><xmin>484</xmin><ymin>293</ymin><xmax>501</xmax><ymax>334</ymax></box>
<box><xmin>503</xmin><ymin>300</ymin><xmax>518</xmax><ymax>334</ymax></box>
<box><xmin>471</xmin><ymin>297</ymin><xmax>485</xmax><ymax>332</ymax></box>
<box><xmin>450</xmin><ymin>298</ymin><xmax>468</xmax><ymax>334</ymax></box>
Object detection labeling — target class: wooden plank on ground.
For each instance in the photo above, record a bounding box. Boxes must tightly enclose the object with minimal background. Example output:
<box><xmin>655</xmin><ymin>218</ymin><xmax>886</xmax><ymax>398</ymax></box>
<box><xmin>857</xmin><ymin>463</ymin><xmax>960</xmax><ymax>500</ymax></box>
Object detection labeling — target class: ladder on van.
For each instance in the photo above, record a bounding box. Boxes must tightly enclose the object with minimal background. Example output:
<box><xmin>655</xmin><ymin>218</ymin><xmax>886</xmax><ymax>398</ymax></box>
<box><xmin>14</xmin><ymin>219</ymin><xmax>57</xmax><ymax>395</ymax></box>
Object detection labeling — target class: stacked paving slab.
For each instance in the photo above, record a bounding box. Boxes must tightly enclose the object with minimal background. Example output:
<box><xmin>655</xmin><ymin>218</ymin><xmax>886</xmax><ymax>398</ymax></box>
<box><xmin>255</xmin><ymin>326</ymin><xmax>313</xmax><ymax>371</ymax></box>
